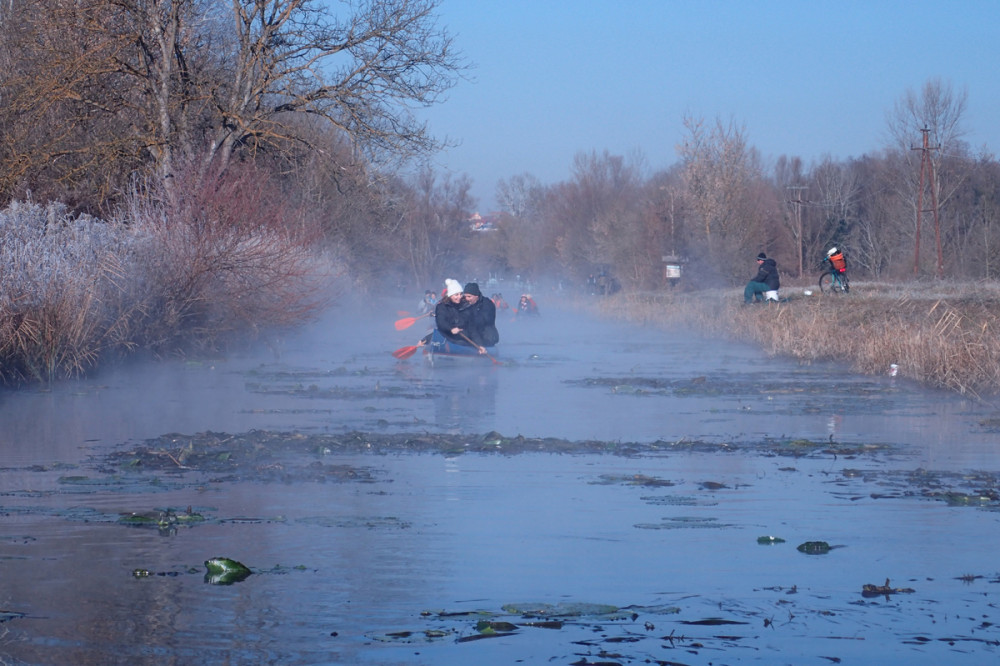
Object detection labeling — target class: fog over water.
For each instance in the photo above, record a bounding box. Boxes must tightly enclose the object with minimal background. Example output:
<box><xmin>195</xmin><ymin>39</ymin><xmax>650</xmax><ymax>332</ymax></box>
<box><xmin>1</xmin><ymin>297</ymin><xmax>996</xmax><ymax>469</ymax></box>
<box><xmin>0</xmin><ymin>297</ymin><xmax>998</xmax><ymax>664</ymax></box>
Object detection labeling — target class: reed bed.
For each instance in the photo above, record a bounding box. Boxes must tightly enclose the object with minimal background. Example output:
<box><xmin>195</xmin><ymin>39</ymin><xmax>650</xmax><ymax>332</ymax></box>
<box><xmin>596</xmin><ymin>282</ymin><xmax>1000</xmax><ymax>397</ymax></box>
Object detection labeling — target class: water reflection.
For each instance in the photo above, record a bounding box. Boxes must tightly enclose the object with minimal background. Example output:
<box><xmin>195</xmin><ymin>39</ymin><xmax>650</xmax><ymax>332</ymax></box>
<box><xmin>432</xmin><ymin>364</ymin><xmax>499</xmax><ymax>433</ymax></box>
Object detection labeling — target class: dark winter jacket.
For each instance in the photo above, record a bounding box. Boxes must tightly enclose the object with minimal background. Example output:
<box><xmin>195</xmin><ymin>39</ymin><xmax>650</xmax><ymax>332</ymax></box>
<box><xmin>435</xmin><ymin>299</ymin><xmax>467</xmax><ymax>343</ymax></box>
<box><xmin>751</xmin><ymin>258</ymin><xmax>780</xmax><ymax>290</ymax></box>
<box><xmin>461</xmin><ymin>296</ymin><xmax>499</xmax><ymax>347</ymax></box>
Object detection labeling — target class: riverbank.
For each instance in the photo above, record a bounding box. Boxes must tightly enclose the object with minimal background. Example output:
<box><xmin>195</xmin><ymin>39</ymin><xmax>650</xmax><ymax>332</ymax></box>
<box><xmin>593</xmin><ymin>281</ymin><xmax>1000</xmax><ymax>397</ymax></box>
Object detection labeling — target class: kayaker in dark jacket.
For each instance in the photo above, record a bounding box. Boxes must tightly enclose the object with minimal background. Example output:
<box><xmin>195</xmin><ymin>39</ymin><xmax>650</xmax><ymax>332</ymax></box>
<box><xmin>435</xmin><ymin>278</ymin><xmax>468</xmax><ymax>343</ymax></box>
<box><xmin>744</xmin><ymin>252</ymin><xmax>780</xmax><ymax>303</ymax></box>
<box><xmin>460</xmin><ymin>282</ymin><xmax>499</xmax><ymax>352</ymax></box>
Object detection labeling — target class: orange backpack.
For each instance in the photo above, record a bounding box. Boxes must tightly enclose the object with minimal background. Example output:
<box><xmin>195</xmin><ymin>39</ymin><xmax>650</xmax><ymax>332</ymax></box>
<box><xmin>829</xmin><ymin>251</ymin><xmax>846</xmax><ymax>272</ymax></box>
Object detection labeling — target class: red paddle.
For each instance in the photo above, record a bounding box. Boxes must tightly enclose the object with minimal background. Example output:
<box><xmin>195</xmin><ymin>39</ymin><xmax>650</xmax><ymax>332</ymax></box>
<box><xmin>392</xmin><ymin>343</ymin><xmax>421</xmax><ymax>360</ymax></box>
<box><xmin>394</xmin><ymin>311</ymin><xmax>432</xmax><ymax>330</ymax></box>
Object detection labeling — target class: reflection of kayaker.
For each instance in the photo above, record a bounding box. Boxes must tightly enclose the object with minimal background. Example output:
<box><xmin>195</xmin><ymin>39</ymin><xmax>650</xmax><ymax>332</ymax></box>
<box><xmin>516</xmin><ymin>294</ymin><xmax>539</xmax><ymax>316</ymax></box>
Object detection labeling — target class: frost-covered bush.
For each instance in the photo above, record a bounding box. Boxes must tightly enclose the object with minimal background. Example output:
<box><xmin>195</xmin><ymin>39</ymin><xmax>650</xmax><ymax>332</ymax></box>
<box><xmin>0</xmin><ymin>201</ymin><xmax>148</xmax><ymax>381</ymax></box>
<box><xmin>0</xmin><ymin>188</ymin><xmax>336</xmax><ymax>384</ymax></box>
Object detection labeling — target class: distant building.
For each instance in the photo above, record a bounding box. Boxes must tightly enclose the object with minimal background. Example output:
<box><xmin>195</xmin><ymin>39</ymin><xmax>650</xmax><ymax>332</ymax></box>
<box><xmin>468</xmin><ymin>212</ymin><xmax>499</xmax><ymax>232</ymax></box>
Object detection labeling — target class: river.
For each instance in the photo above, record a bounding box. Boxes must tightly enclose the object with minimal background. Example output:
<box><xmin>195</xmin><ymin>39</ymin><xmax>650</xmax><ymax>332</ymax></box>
<box><xmin>0</xmin><ymin>296</ymin><xmax>998</xmax><ymax>665</ymax></box>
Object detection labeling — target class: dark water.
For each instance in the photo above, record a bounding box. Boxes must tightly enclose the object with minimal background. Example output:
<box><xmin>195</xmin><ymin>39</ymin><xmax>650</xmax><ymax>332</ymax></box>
<box><xmin>1</xmin><ymin>299</ymin><xmax>999</xmax><ymax>664</ymax></box>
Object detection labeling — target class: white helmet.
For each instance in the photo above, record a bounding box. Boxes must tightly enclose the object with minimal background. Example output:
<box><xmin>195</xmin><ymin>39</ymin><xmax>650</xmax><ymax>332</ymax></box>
<box><xmin>826</xmin><ymin>247</ymin><xmax>838</xmax><ymax>256</ymax></box>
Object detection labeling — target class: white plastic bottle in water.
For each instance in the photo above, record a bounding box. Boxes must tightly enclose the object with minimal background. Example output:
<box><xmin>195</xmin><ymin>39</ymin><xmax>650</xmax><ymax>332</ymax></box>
<box><xmin>889</xmin><ymin>364</ymin><xmax>899</xmax><ymax>377</ymax></box>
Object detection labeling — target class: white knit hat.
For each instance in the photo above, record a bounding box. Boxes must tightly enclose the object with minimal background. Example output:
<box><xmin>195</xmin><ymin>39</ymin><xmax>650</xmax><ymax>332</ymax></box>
<box><xmin>444</xmin><ymin>278</ymin><xmax>463</xmax><ymax>297</ymax></box>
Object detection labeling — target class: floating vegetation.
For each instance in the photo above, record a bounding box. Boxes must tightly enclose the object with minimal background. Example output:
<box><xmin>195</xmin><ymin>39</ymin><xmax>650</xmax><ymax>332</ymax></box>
<box><xmin>757</xmin><ymin>536</ymin><xmax>786</xmax><ymax>545</ymax></box>
<box><xmin>296</xmin><ymin>515</ymin><xmax>411</xmax><ymax>530</ymax></box>
<box><xmin>97</xmin><ymin>429</ymin><xmax>903</xmax><ymax>488</ymax></box>
<box><xmin>634</xmin><ymin>516</ymin><xmax>733</xmax><ymax>530</ymax></box>
<box><xmin>592</xmin><ymin>473</ymin><xmax>675</xmax><ymax>487</ymax></box>
<box><xmin>501</xmin><ymin>602</ymin><xmax>624</xmax><ymax>619</ymax></box>
<box><xmin>861</xmin><ymin>578</ymin><xmax>916</xmax><ymax>598</ymax></box>
<box><xmin>640</xmin><ymin>495</ymin><xmax>715</xmax><ymax>507</ymax></box>
<box><xmin>565</xmin><ymin>375</ymin><xmax>893</xmax><ymax>407</ymax></box>
<box><xmin>204</xmin><ymin>557</ymin><xmax>252</xmax><ymax>585</ymax></box>
<box><xmin>368</xmin><ymin>629</ymin><xmax>455</xmax><ymax>644</ymax></box>
<box><xmin>118</xmin><ymin>507</ymin><xmax>206</xmax><ymax>529</ymax></box>
<box><xmin>797</xmin><ymin>541</ymin><xmax>832</xmax><ymax>554</ymax></box>
<box><xmin>834</xmin><ymin>467</ymin><xmax>1000</xmax><ymax>510</ymax></box>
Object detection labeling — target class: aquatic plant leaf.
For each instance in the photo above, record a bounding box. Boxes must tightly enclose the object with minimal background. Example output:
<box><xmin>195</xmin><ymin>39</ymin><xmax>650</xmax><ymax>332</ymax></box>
<box><xmin>204</xmin><ymin>557</ymin><xmax>252</xmax><ymax>584</ymax></box>
<box><xmin>476</xmin><ymin>620</ymin><xmax>518</xmax><ymax>633</ymax></box>
<box><xmin>797</xmin><ymin>541</ymin><xmax>831</xmax><ymax>554</ymax></box>
<box><xmin>757</xmin><ymin>536</ymin><xmax>786</xmax><ymax>544</ymax></box>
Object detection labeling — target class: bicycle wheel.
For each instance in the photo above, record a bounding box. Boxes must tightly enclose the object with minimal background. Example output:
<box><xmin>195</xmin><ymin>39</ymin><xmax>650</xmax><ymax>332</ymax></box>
<box><xmin>818</xmin><ymin>272</ymin><xmax>836</xmax><ymax>293</ymax></box>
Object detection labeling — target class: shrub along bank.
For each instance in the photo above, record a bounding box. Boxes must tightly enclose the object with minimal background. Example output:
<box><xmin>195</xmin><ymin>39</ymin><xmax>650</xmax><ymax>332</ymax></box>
<box><xmin>0</xmin><ymin>200</ymin><xmax>334</xmax><ymax>384</ymax></box>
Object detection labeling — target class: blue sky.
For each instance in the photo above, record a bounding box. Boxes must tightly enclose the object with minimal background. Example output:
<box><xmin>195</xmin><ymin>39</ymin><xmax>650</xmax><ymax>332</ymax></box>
<box><xmin>414</xmin><ymin>0</ymin><xmax>1000</xmax><ymax>211</ymax></box>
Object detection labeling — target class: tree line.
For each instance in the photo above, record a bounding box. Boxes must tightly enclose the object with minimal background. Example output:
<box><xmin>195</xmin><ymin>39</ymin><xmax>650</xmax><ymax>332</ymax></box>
<box><xmin>1</xmin><ymin>3</ymin><xmax>997</xmax><ymax>354</ymax></box>
<box><xmin>484</xmin><ymin>79</ymin><xmax>996</xmax><ymax>292</ymax></box>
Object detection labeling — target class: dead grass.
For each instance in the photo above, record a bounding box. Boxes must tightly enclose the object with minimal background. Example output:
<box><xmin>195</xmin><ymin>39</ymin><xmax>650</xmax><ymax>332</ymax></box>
<box><xmin>594</xmin><ymin>281</ymin><xmax>1000</xmax><ymax>397</ymax></box>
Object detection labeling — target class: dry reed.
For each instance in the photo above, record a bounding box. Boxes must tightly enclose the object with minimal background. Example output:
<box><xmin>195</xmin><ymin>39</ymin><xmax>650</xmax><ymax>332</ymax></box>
<box><xmin>595</xmin><ymin>282</ymin><xmax>1000</xmax><ymax>397</ymax></box>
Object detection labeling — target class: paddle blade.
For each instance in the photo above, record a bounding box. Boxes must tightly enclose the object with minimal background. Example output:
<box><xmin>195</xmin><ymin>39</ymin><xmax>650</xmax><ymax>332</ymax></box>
<box><xmin>392</xmin><ymin>345</ymin><xmax>419</xmax><ymax>360</ymax></box>
<box><xmin>394</xmin><ymin>316</ymin><xmax>417</xmax><ymax>331</ymax></box>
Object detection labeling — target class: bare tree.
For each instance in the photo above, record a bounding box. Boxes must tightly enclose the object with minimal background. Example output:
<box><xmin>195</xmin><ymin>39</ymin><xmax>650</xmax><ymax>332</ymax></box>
<box><xmin>808</xmin><ymin>156</ymin><xmax>861</xmax><ymax>269</ymax></box>
<box><xmin>0</xmin><ymin>0</ymin><xmax>464</xmax><ymax>210</ymax></box>
<box><xmin>495</xmin><ymin>172</ymin><xmax>543</xmax><ymax>219</ymax></box>
<box><xmin>543</xmin><ymin>150</ymin><xmax>644</xmax><ymax>287</ymax></box>
<box><xmin>885</xmin><ymin>78</ymin><xmax>968</xmax><ymax>276</ymax></box>
<box><xmin>677</xmin><ymin>115</ymin><xmax>767</xmax><ymax>283</ymax></box>
<box><xmin>772</xmin><ymin>155</ymin><xmax>806</xmax><ymax>276</ymax></box>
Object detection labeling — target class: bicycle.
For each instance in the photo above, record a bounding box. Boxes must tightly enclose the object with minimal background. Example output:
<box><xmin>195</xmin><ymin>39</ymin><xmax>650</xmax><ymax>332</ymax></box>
<box><xmin>818</xmin><ymin>268</ymin><xmax>850</xmax><ymax>294</ymax></box>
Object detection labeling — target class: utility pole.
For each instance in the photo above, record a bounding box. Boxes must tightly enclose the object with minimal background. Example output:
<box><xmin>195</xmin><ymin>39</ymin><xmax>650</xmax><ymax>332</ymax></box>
<box><xmin>787</xmin><ymin>186</ymin><xmax>807</xmax><ymax>277</ymax></box>
<box><xmin>912</xmin><ymin>127</ymin><xmax>942</xmax><ymax>278</ymax></box>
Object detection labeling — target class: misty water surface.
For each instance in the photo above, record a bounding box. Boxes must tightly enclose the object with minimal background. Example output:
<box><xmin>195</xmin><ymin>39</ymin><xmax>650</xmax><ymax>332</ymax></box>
<box><xmin>0</xmin><ymin>297</ymin><xmax>998</xmax><ymax>664</ymax></box>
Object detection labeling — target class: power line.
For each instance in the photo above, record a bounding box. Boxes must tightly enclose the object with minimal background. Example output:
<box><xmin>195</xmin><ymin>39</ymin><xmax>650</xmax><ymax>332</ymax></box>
<box><xmin>912</xmin><ymin>127</ymin><xmax>942</xmax><ymax>278</ymax></box>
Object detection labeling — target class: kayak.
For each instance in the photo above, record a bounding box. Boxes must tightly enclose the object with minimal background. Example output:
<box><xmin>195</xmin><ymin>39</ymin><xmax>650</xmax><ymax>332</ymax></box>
<box><xmin>424</xmin><ymin>329</ymin><xmax>498</xmax><ymax>362</ymax></box>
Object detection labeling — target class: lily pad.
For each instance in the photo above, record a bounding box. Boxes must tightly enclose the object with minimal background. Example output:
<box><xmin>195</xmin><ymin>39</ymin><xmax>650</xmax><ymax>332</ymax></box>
<box><xmin>797</xmin><ymin>541</ymin><xmax>831</xmax><ymax>554</ymax></box>
<box><xmin>757</xmin><ymin>536</ymin><xmax>786</xmax><ymax>545</ymax></box>
<box><xmin>204</xmin><ymin>557</ymin><xmax>252</xmax><ymax>585</ymax></box>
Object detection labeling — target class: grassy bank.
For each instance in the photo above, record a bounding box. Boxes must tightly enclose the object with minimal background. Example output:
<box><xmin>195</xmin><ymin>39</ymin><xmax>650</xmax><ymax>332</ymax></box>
<box><xmin>593</xmin><ymin>281</ymin><xmax>1000</xmax><ymax>398</ymax></box>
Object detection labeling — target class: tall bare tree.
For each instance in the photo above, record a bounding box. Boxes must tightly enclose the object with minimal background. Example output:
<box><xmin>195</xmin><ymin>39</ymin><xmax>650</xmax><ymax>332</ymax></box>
<box><xmin>0</xmin><ymin>0</ymin><xmax>464</xmax><ymax>210</ymax></box>
<box><xmin>885</xmin><ymin>78</ymin><xmax>968</xmax><ymax>276</ymax></box>
<box><xmin>677</xmin><ymin>116</ymin><xmax>767</xmax><ymax>283</ymax></box>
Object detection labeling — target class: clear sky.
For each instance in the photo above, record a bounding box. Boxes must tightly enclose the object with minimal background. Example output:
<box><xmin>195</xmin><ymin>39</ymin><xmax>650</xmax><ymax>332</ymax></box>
<box><xmin>415</xmin><ymin>0</ymin><xmax>1000</xmax><ymax>212</ymax></box>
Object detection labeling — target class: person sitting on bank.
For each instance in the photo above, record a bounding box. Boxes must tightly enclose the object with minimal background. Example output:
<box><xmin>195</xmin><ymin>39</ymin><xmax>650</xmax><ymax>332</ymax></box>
<box><xmin>744</xmin><ymin>252</ymin><xmax>780</xmax><ymax>304</ymax></box>
<box><xmin>434</xmin><ymin>278</ymin><xmax>468</xmax><ymax>343</ymax></box>
<box><xmin>461</xmin><ymin>282</ymin><xmax>499</xmax><ymax>353</ymax></box>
